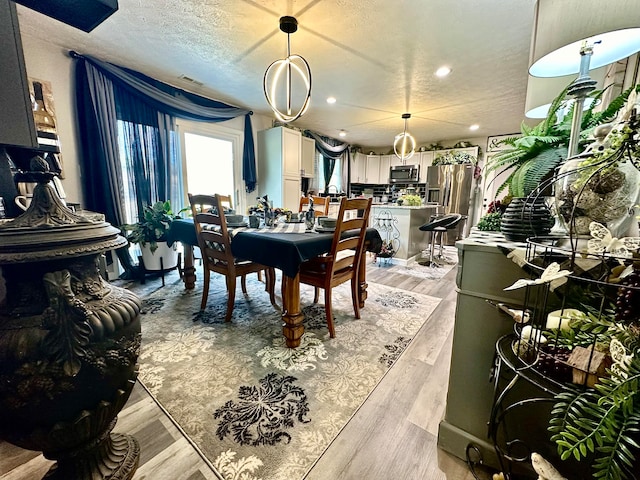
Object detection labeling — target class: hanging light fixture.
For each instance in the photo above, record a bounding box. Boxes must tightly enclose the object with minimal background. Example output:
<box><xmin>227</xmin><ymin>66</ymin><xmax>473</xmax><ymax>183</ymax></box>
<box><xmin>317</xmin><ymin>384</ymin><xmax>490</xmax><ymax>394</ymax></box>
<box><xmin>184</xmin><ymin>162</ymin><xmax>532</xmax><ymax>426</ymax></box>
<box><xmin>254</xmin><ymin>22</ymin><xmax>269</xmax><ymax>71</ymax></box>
<box><xmin>393</xmin><ymin>113</ymin><xmax>416</xmax><ymax>163</ymax></box>
<box><xmin>263</xmin><ymin>16</ymin><xmax>312</xmax><ymax>123</ymax></box>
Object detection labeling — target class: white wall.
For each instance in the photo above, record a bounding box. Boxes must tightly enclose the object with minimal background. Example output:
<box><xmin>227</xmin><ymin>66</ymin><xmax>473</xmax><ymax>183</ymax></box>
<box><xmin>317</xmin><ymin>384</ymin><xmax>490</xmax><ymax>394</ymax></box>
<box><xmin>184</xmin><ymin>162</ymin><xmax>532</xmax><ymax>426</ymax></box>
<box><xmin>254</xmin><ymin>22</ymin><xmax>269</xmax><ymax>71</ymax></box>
<box><xmin>21</xmin><ymin>34</ymin><xmax>82</xmax><ymax>204</ymax></box>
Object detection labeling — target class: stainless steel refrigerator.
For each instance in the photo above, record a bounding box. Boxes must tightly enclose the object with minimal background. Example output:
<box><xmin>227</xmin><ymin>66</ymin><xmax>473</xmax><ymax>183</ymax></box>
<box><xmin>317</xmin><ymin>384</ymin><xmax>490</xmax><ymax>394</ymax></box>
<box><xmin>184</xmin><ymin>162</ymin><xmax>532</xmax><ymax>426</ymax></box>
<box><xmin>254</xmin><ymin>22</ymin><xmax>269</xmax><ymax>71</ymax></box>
<box><xmin>425</xmin><ymin>164</ymin><xmax>474</xmax><ymax>241</ymax></box>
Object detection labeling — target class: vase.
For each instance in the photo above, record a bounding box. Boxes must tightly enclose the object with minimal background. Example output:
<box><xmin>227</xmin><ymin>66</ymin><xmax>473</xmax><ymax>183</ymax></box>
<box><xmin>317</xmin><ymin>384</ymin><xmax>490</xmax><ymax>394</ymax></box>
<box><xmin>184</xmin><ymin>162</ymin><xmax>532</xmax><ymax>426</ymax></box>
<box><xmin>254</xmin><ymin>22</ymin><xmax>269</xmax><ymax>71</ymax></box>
<box><xmin>500</xmin><ymin>196</ymin><xmax>554</xmax><ymax>242</ymax></box>
<box><xmin>555</xmin><ymin>157</ymin><xmax>640</xmax><ymax>238</ymax></box>
<box><xmin>140</xmin><ymin>241</ymin><xmax>178</xmax><ymax>271</ymax></box>
<box><xmin>0</xmin><ymin>166</ymin><xmax>141</xmax><ymax>479</ymax></box>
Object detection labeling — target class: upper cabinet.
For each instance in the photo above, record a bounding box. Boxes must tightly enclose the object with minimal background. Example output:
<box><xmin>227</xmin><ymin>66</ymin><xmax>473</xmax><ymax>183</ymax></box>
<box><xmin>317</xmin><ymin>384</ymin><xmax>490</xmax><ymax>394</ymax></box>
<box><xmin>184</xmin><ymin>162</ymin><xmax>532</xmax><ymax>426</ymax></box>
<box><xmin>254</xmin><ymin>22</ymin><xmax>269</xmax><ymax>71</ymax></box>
<box><xmin>257</xmin><ymin>126</ymin><xmax>302</xmax><ymax>211</ymax></box>
<box><xmin>418</xmin><ymin>151</ymin><xmax>434</xmax><ymax>182</ymax></box>
<box><xmin>351</xmin><ymin>152</ymin><xmax>367</xmax><ymax>183</ymax></box>
<box><xmin>0</xmin><ymin>0</ymin><xmax>37</xmax><ymax>149</ymax></box>
<box><xmin>349</xmin><ymin>147</ymin><xmax>480</xmax><ymax>186</ymax></box>
<box><xmin>366</xmin><ymin>154</ymin><xmax>381</xmax><ymax>184</ymax></box>
<box><xmin>301</xmin><ymin>136</ymin><xmax>315</xmax><ymax>178</ymax></box>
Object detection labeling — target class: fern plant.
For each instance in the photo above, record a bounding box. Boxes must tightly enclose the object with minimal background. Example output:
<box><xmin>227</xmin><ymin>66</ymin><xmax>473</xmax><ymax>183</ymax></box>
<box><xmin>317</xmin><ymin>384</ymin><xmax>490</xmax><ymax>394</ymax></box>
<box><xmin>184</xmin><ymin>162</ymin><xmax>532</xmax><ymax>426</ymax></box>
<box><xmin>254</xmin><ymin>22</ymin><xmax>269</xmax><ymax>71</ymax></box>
<box><xmin>548</xmin><ymin>354</ymin><xmax>640</xmax><ymax>480</ymax></box>
<box><xmin>486</xmin><ymin>84</ymin><xmax>637</xmax><ymax>199</ymax></box>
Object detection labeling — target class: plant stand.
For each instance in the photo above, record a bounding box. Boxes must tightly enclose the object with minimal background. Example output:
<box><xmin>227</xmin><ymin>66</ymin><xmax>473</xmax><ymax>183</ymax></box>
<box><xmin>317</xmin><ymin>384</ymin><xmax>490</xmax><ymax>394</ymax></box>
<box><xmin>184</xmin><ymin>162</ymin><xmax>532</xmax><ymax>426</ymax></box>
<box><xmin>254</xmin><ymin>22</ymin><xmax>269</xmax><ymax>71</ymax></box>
<box><xmin>138</xmin><ymin>242</ymin><xmax>181</xmax><ymax>286</ymax></box>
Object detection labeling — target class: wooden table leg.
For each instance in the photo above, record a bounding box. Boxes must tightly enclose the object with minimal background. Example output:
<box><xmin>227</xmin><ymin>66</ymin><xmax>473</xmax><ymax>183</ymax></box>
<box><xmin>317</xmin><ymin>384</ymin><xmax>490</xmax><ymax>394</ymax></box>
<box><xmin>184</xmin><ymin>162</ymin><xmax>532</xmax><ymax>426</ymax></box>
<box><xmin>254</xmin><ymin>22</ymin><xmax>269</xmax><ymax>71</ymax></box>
<box><xmin>358</xmin><ymin>252</ymin><xmax>368</xmax><ymax>308</ymax></box>
<box><xmin>281</xmin><ymin>273</ymin><xmax>304</xmax><ymax>348</ymax></box>
<box><xmin>182</xmin><ymin>245</ymin><xmax>196</xmax><ymax>290</ymax></box>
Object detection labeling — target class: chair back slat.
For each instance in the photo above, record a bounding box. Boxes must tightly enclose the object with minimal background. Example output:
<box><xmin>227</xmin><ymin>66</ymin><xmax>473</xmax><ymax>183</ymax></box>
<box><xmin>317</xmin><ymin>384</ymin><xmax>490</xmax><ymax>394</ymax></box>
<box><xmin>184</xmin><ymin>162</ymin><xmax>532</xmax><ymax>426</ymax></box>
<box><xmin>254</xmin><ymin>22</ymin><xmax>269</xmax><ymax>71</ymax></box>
<box><xmin>326</xmin><ymin>197</ymin><xmax>372</xmax><ymax>278</ymax></box>
<box><xmin>189</xmin><ymin>193</ymin><xmax>234</xmax><ymax>269</ymax></box>
<box><xmin>299</xmin><ymin>195</ymin><xmax>331</xmax><ymax>217</ymax></box>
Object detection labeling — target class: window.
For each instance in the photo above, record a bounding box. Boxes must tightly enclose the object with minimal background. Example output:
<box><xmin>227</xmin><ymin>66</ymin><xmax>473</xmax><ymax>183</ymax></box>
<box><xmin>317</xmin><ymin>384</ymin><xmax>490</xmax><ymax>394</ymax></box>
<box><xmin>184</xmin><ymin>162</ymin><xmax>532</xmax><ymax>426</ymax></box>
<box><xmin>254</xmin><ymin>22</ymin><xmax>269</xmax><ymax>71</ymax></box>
<box><xmin>176</xmin><ymin>119</ymin><xmax>245</xmax><ymax>212</ymax></box>
<box><xmin>183</xmin><ymin>132</ymin><xmax>234</xmax><ymax>200</ymax></box>
<box><xmin>318</xmin><ymin>154</ymin><xmax>343</xmax><ymax>193</ymax></box>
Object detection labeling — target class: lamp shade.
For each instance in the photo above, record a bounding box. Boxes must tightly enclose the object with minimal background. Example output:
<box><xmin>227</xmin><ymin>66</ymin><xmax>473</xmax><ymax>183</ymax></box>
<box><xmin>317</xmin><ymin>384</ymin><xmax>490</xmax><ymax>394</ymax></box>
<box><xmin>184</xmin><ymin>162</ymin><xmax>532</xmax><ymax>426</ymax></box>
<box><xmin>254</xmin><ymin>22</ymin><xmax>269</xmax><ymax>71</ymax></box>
<box><xmin>524</xmin><ymin>67</ymin><xmax>606</xmax><ymax>118</ymax></box>
<box><xmin>529</xmin><ymin>0</ymin><xmax>640</xmax><ymax>77</ymax></box>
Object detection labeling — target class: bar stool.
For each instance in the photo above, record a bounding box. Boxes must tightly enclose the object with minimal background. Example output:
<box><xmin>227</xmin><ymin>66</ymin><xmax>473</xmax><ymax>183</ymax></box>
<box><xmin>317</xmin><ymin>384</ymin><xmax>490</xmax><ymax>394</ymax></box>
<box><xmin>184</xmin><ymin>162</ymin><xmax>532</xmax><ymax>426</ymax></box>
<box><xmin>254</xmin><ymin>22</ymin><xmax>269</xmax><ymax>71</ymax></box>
<box><xmin>418</xmin><ymin>214</ymin><xmax>462</xmax><ymax>266</ymax></box>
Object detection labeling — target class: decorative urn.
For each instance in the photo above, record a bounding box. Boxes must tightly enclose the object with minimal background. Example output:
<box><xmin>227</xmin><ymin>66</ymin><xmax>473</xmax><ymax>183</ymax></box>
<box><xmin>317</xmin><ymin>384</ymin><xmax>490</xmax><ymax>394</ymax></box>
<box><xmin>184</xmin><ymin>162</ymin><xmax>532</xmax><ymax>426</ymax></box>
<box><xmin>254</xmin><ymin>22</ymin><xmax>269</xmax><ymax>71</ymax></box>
<box><xmin>0</xmin><ymin>159</ymin><xmax>141</xmax><ymax>479</ymax></box>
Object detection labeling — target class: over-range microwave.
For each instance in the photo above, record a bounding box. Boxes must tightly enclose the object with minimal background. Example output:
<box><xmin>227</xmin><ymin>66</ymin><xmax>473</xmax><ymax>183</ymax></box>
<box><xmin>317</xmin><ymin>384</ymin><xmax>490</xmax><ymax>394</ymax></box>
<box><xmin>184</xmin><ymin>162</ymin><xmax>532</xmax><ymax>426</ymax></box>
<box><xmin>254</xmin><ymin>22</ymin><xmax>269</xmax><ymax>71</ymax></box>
<box><xmin>389</xmin><ymin>164</ymin><xmax>419</xmax><ymax>183</ymax></box>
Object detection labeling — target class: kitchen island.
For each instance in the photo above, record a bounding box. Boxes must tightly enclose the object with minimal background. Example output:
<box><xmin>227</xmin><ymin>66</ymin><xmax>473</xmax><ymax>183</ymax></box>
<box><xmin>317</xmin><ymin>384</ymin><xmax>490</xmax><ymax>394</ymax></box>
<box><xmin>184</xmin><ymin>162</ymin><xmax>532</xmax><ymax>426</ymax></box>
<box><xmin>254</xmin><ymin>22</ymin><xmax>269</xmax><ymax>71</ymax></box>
<box><xmin>369</xmin><ymin>204</ymin><xmax>442</xmax><ymax>265</ymax></box>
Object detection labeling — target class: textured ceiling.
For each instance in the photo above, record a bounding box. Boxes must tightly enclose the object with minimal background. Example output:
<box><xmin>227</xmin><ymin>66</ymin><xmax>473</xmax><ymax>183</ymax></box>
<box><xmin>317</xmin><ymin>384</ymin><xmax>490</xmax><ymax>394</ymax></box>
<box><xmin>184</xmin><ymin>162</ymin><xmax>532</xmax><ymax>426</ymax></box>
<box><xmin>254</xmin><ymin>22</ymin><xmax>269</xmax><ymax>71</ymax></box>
<box><xmin>15</xmin><ymin>0</ymin><xmax>538</xmax><ymax>148</ymax></box>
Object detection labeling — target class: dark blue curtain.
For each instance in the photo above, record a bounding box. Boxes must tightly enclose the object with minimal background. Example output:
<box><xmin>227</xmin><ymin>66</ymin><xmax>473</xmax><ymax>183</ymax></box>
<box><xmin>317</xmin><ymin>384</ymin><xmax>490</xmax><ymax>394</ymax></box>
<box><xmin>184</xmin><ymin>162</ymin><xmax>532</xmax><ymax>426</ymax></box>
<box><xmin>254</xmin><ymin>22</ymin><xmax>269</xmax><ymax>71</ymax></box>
<box><xmin>73</xmin><ymin>51</ymin><xmax>257</xmax><ymax>276</ymax></box>
<box><xmin>305</xmin><ymin>131</ymin><xmax>350</xmax><ymax>194</ymax></box>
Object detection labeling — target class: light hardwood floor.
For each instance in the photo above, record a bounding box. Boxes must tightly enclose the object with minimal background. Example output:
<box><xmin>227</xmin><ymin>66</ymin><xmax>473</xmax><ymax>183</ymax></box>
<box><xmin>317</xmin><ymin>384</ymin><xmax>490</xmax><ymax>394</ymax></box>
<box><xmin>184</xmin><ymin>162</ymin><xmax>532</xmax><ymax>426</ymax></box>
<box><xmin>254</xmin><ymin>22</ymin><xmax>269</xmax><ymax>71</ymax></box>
<box><xmin>0</xmin><ymin>255</ymin><xmax>490</xmax><ymax>480</ymax></box>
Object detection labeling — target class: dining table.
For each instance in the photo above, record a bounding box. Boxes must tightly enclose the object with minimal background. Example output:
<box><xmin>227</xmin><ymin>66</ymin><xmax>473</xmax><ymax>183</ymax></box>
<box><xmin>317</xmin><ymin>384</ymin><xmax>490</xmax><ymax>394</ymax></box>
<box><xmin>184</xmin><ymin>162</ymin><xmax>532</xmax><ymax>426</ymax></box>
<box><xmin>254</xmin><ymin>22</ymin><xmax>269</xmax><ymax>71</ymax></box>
<box><xmin>166</xmin><ymin>218</ymin><xmax>383</xmax><ymax>348</ymax></box>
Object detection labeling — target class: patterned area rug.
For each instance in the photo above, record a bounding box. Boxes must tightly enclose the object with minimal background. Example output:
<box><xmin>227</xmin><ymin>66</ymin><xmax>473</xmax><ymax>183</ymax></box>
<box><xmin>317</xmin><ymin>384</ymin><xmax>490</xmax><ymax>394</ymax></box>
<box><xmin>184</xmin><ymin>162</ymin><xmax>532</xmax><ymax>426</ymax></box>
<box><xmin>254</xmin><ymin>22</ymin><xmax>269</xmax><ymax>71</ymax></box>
<box><xmin>136</xmin><ymin>272</ymin><xmax>441</xmax><ymax>480</ymax></box>
<box><xmin>371</xmin><ymin>245</ymin><xmax>458</xmax><ymax>281</ymax></box>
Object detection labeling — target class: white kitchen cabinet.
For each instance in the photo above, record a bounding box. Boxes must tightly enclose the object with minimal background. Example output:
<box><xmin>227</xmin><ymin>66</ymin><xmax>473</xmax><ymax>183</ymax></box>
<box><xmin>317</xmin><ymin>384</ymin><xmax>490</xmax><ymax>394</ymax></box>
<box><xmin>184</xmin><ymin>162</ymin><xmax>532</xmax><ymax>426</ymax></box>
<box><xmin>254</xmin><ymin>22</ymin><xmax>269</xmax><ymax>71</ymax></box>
<box><xmin>366</xmin><ymin>155</ymin><xmax>381</xmax><ymax>183</ymax></box>
<box><xmin>257</xmin><ymin>126</ymin><xmax>302</xmax><ymax>211</ymax></box>
<box><xmin>418</xmin><ymin>151</ymin><xmax>434</xmax><ymax>182</ymax></box>
<box><xmin>301</xmin><ymin>136</ymin><xmax>316</xmax><ymax>178</ymax></box>
<box><xmin>389</xmin><ymin>153</ymin><xmax>404</xmax><ymax>168</ymax></box>
<box><xmin>351</xmin><ymin>152</ymin><xmax>367</xmax><ymax>183</ymax></box>
<box><xmin>379</xmin><ymin>155</ymin><xmax>391</xmax><ymax>183</ymax></box>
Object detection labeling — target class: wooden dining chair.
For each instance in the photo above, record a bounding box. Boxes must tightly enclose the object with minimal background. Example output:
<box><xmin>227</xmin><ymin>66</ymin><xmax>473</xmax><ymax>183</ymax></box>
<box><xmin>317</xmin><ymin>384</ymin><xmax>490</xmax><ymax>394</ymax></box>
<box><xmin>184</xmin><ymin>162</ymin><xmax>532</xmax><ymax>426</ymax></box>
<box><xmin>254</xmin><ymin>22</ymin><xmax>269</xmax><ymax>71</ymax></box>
<box><xmin>189</xmin><ymin>193</ymin><xmax>277</xmax><ymax>321</ymax></box>
<box><xmin>299</xmin><ymin>195</ymin><xmax>330</xmax><ymax>217</ymax></box>
<box><xmin>299</xmin><ymin>197</ymin><xmax>372</xmax><ymax>337</ymax></box>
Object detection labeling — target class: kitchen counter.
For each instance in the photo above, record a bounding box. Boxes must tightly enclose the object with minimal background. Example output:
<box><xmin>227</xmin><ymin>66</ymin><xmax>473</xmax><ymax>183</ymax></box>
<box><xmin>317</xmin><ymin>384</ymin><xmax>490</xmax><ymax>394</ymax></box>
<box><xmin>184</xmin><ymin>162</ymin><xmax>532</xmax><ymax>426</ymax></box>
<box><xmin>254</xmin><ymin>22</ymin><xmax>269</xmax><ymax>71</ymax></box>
<box><xmin>369</xmin><ymin>204</ymin><xmax>442</xmax><ymax>264</ymax></box>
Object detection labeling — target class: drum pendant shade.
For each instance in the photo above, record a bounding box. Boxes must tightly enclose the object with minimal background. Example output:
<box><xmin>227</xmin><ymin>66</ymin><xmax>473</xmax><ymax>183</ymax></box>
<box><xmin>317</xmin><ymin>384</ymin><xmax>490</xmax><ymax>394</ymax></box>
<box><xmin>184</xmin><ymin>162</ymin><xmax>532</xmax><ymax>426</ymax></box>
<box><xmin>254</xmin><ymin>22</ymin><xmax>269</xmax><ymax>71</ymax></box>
<box><xmin>529</xmin><ymin>0</ymin><xmax>640</xmax><ymax>77</ymax></box>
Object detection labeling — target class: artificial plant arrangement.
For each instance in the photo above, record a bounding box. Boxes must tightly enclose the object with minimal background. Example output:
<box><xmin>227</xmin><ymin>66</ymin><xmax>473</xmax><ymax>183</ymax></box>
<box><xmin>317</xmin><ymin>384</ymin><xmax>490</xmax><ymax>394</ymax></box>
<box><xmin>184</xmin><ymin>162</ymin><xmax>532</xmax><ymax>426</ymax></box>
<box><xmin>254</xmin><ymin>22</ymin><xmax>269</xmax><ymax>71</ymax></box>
<box><xmin>554</xmin><ymin>87</ymin><xmax>640</xmax><ymax>237</ymax></box>
<box><xmin>432</xmin><ymin>149</ymin><xmax>478</xmax><ymax>166</ymax></box>
<box><xmin>485</xmin><ymin>84</ymin><xmax>637</xmax><ymax>199</ymax></box>
<box><xmin>122</xmin><ymin>200</ymin><xmax>184</xmax><ymax>253</ymax></box>
<box><xmin>401</xmin><ymin>194</ymin><xmax>422</xmax><ymax>206</ymax></box>
<box><xmin>476</xmin><ymin>198</ymin><xmax>510</xmax><ymax>231</ymax></box>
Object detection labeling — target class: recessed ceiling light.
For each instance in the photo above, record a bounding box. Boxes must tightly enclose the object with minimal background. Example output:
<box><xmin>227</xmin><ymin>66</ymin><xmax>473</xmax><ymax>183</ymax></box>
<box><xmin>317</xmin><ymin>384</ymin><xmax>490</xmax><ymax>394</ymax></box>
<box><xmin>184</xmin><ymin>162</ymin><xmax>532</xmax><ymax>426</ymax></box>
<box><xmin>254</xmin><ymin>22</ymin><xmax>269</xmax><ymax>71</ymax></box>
<box><xmin>339</xmin><ymin>130</ymin><xmax>346</xmax><ymax>137</ymax></box>
<box><xmin>326</xmin><ymin>97</ymin><xmax>337</xmax><ymax>104</ymax></box>
<box><xmin>435</xmin><ymin>66</ymin><xmax>451</xmax><ymax>77</ymax></box>
<box><xmin>469</xmin><ymin>124</ymin><xmax>479</xmax><ymax>131</ymax></box>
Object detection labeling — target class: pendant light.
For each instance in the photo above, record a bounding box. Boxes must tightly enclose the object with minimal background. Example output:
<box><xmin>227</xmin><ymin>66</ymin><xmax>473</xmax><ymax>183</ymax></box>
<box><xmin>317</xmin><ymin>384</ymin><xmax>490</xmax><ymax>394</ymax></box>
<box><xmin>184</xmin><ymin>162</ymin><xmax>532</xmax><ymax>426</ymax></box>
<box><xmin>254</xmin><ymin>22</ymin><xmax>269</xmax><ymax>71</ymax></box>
<box><xmin>393</xmin><ymin>113</ymin><xmax>416</xmax><ymax>163</ymax></box>
<box><xmin>263</xmin><ymin>16</ymin><xmax>312</xmax><ymax>123</ymax></box>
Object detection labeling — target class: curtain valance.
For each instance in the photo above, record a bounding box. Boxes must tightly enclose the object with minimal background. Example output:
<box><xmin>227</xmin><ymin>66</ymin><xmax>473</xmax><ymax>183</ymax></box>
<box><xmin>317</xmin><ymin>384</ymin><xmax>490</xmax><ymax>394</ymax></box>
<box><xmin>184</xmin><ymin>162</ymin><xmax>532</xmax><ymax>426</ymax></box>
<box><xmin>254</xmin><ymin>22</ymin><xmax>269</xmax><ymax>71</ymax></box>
<box><xmin>71</xmin><ymin>51</ymin><xmax>258</xmax><ymax>192</ymax></box>
<box><xmin>305</xmin><ymin>130</ymin><xmax>350</xmax><ymax>160</ymax></box>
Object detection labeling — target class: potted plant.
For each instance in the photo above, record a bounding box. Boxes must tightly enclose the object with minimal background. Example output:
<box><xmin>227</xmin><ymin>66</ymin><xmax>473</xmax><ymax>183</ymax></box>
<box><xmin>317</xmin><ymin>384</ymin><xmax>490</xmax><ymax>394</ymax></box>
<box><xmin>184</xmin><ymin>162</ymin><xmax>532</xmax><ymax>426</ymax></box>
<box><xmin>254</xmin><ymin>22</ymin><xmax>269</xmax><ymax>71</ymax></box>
<box><xmin>485</xmin><ymin>84</ymin><xmax>636</xmax><ymax>199</ymax></box>
<box><xmin>122</xmin><ymin>200</ymin><xmax>182</xmax><ymax>271</ymax></box>
<box><xmin>484</xmin><ymin>85</ymin><xmax>637</xmax><ymax>241</ymax></box>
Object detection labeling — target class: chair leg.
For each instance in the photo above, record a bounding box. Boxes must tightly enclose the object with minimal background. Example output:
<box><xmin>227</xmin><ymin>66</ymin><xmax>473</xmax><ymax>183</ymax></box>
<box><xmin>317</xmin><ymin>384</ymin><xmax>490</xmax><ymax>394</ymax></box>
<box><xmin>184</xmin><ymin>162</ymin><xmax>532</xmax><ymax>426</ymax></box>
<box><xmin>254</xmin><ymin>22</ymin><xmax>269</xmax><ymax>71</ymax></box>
<box><xmin>267</xmin><ymin>268</ymin><xmax>278</xmax><ymax>308</ymax></box>
<box><xmin>313</xmin><ymin>286</ymin><xmax>320</xmax><ymax>304</ymax></box>
<box><xmin>351</xmin><ymin>276</ymin><xmax>361</xmax><ymax>319</ymax></box>
<box><xmin>257</xmin><ymin>271</ymin><xmax>263</xmax><ymax>283</ymax></box>
<box><xmin>200</xmin><ymin>268</ymin><xmax>210</xmax><ymax>310</ymax></box>
<box><xmin>241</xmin><ymin>274</ymin><xmax>247</xmax><ymax>294</ymax></box>
<box><xmin>225</xmin><ymin>276</ymin><xmax>236</xmax><ymax>322</ymax></box>
<box><xmin>324</xmin><ymin>288</ymin><xmax>335</xmax><ymax>338</ymax></box>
